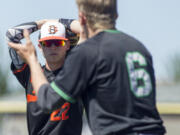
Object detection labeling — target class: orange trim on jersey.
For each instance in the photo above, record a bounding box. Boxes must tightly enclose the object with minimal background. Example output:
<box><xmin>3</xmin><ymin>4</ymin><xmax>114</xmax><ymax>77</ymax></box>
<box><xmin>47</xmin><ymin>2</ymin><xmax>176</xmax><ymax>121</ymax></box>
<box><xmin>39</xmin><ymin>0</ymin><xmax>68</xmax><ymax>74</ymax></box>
<box><xmin>27</xmin><ymin>91</ymin><xmax>37</xmax><ymax>103</ymax></box>
<box><xmin>13</xmin><ymin>64</ymin><xmax>28</xmax><ymax>74</ymax></box>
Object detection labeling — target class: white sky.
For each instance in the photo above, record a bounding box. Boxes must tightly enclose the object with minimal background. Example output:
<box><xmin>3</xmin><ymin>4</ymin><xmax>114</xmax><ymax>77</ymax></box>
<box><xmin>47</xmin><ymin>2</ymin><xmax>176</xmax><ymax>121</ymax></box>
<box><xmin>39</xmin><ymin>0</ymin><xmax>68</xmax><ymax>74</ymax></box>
<box><xmin>0</xmin><ymin>0</ymin><xmax>180</xmax><ymax>86</ymax></box>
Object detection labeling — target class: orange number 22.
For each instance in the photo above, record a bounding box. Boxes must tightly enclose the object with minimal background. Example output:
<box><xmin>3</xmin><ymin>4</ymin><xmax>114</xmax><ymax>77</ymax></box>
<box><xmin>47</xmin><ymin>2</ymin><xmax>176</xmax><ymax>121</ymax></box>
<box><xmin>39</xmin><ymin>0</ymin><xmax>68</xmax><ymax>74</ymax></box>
<box><xmin>50</xmin><ymin>102</ymin><xmax>70</xmax><ymax>121</ymax></box>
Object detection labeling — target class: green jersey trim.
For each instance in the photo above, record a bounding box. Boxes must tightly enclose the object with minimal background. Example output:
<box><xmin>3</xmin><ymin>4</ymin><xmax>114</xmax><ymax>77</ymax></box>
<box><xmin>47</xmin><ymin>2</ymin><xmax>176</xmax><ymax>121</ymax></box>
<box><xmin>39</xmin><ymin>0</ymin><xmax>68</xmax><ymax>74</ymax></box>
<box><xmin>104</xmin><ymin>29</ymin><xmax>120</xmax><ymax>33</ymax></box>
<box><xmin>51</xmin><ymin>82</ymin><xmax>76</xmax><ymax>103</ymax></box>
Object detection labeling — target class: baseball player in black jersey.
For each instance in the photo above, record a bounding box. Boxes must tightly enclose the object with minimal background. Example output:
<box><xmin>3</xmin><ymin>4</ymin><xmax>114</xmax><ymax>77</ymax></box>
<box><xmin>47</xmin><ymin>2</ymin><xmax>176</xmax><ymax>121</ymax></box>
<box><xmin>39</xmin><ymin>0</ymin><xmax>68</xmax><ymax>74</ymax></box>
<box><xmin>6</xmin><ymin>19</ymin><xmax>83</xmax><ymax>135</ymax></box>
<box><xmin>8</xmin><ymin>0</ymin><xmax>166</xmax><ymax>135</ymax></box>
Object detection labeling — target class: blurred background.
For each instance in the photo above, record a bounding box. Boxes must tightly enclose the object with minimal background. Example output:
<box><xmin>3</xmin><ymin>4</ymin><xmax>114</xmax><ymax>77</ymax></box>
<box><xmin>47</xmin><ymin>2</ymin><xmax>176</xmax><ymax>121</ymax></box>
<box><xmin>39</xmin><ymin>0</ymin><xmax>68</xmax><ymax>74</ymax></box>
<box><xmin>0</xmin><ymin>0</ymin><xmax>180</xmax><ymax>135</ymax></box>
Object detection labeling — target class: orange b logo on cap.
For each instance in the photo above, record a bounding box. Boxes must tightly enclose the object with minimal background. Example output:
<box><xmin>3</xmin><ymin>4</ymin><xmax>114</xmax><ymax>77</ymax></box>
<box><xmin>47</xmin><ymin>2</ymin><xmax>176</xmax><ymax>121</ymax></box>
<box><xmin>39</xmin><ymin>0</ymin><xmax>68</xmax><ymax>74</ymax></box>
<box><xmin>49</xmin><ymin>25</ymin><xmax>58</xmax><ymax>34</ymax></box>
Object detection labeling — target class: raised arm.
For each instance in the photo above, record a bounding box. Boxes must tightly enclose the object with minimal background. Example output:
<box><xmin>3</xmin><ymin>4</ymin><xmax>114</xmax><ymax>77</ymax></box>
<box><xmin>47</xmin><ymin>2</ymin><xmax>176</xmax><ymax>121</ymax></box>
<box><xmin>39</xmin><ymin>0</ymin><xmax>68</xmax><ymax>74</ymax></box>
<box><xmin>59</xmin><ymin>19</ymin><xmax>80</xmax><ymax>46</ymax></box>
<box><xmin>6</xmin><ymin>21</ymin><xmax>39</xmax><ymax>69</ymax></box>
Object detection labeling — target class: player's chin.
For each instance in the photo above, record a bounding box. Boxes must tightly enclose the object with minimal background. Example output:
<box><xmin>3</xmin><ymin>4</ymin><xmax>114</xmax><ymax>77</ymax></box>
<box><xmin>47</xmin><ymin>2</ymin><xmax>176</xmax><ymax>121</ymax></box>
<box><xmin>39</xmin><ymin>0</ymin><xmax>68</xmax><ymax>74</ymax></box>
<box><xmin>47</xmin><ymin>54</ymin><xmax>58</xmax><ymax>59</ymax></box>
<box><xmin>49</xmin><ymin>57</ymin><xmax>62</xmax><ymax>63</ymax></box>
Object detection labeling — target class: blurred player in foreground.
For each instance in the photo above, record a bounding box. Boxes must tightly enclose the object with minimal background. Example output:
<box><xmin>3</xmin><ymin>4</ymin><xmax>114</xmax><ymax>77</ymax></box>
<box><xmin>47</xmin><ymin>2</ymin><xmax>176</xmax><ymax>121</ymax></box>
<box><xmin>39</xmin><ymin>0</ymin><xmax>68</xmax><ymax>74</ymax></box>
<box><xmin>6</xmin><ymin>19</ymin><xmax>83</xmax><ymax>135</ymax></box>
<box><xmin>8</xmin><ymin>0</ymin><xmax>166</xmax><ymax>135</ymax></box>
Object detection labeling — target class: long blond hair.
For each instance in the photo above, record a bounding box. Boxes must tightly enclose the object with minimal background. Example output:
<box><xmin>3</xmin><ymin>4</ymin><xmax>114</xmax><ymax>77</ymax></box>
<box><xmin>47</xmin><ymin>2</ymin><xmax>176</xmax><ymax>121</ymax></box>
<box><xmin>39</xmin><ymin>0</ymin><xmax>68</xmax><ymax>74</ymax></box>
<box><xmin>76</xmin><ymin>0</ymin><xmax>118</xmax><ymax>31</ymax></box>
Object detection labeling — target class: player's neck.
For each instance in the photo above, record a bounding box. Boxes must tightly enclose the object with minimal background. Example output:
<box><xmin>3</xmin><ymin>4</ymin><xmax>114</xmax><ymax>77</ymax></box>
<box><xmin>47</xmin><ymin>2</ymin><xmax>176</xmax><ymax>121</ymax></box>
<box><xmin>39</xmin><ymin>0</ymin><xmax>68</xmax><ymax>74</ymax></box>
<box><xmin>45</xmin><ymin>60</ymin><xmax>64</xmax><ymax>71</ymax></box>
<box><xmin>88</xmin><ymin>25</ymin><xmax>116</xmax><ymax>38</ymax></box>
<box><xmin>87</xmin><ymin>27</ymin><xmax>102</xmax><ymax>38</ymax></box>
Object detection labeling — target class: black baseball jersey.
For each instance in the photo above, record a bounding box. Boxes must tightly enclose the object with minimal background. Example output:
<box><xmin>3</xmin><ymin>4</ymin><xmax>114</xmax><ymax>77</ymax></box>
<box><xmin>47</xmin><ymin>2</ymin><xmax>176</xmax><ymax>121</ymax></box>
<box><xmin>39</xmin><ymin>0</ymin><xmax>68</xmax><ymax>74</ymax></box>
<box><xmin>37</xmin><ymin>30</ymin><xmax>166</xmax><ymax>135</ymax></box>
<box><xmin>11</xmin><ymin>64</ymin><xmax>83</xmax><ymax>135</ymax></box>
<box><xmin>7</xmin><ymin>20</ymin><xmax>83</xmax><ymax>135</ymax></box>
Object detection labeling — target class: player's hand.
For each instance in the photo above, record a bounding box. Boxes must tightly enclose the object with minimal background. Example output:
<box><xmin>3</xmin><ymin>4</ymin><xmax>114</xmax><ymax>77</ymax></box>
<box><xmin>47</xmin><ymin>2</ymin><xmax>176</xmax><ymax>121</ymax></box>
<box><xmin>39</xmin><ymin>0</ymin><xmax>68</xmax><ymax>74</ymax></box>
<box><xmin>8</xmin><ymin>29</ymin><xmax>37</xmax><ymax>65</ymax></box>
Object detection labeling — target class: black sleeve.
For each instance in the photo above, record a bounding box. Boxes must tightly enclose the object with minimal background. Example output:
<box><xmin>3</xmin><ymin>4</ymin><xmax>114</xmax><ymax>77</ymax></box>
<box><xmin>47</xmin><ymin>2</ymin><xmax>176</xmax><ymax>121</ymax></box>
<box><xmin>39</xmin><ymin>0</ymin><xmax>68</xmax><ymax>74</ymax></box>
<box><xmin>52</xmin><ymin>47</ymin><xmax>89</xmax><ymax>102</ymax></box>
<box><xmin>11</xmin><ymin>63</ymin><xmax>30</xmax><ymax>89</ymax></box>
<box><xmin>59</xmin><ymin>18</ymin><xmax>74</xmax><ymax>30</ymax></box>
<box><xmin>59</xmin><ymin>18</ymin><xmax>79</xmax><ymax>46</ymax></box>
<box><xmin>7</xmin><ymin>22</ymin><xmax>38</xmax><ymax>88</ymax></box>
<box><xmin>37</xmin><ymin>45</ymin><xmax>97</xmax><ymax>111</ymax></box>
<box><xmin>37</xmin><ymin>84</ymin><xmax>66</xmax><ymax>113</ymax></box>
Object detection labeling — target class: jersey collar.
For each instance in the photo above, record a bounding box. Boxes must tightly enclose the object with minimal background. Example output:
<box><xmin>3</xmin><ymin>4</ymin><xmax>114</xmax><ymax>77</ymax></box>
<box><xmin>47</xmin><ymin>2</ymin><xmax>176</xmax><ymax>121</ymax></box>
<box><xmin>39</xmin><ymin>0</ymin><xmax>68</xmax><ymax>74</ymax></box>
<box><xmin>104</xmin><ymin>29</ymin><xmax>120</xmax><ymax>33</ymax></box>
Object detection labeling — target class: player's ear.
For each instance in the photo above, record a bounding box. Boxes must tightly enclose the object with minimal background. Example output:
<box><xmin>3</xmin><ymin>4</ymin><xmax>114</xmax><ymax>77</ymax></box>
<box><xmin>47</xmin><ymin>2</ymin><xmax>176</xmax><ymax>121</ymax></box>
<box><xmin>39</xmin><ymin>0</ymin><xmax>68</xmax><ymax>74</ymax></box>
<box><xmin>79</xmin><ymin>12</ymin><xmax>86</xmax><ymax>25</ymax></box>
<box><xmin>66</xmin><ymin>41</ymin><xmax>70</xmax><ymax>50</ymax></box>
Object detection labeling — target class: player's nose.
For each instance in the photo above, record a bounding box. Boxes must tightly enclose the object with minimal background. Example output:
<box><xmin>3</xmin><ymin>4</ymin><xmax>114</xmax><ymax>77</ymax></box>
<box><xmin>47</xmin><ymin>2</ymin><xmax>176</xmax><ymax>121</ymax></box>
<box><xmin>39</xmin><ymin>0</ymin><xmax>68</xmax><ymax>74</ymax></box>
<box><xmin>50</xmin><ymin>43</ymin><xmax>57</xmax><ymax>49</ymax></box>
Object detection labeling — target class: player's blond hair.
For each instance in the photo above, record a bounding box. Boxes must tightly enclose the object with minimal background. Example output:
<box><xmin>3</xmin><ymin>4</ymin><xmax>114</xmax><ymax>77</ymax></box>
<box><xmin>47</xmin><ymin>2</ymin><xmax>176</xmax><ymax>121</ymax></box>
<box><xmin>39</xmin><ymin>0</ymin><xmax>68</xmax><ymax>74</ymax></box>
<box><xmin>76</xmin><ymin>0</ymin><xmax>118</xmax><ymax>31</ymax></box>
